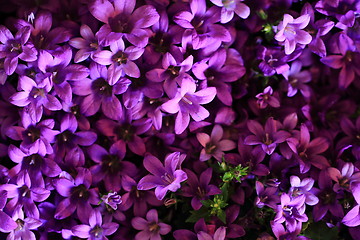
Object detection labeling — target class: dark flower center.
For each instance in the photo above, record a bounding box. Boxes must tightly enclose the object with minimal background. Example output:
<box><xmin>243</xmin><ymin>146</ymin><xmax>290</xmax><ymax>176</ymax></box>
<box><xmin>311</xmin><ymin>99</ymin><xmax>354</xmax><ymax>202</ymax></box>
<box><xmin>204</xmin><ymin>68</ymin><xmax>217</xmax><ymax>81</ymax></box>
<box><xmin>16</xmin><ymin>219</ymin><xmax>25</xmax><ymax>230</ymax></box>
<box><xmin>71</xmin><ymin>184</ymin><xmax>89</xmax><ymax>200</ymax></box>
<box><xmin>167</xmin><ymin>65</ymin><xmax>181</xmax><ymax>77</ymax></box>
<box><xmin>263</xmin><ymin>133</ymin><xmax>273</xmax><ymax>145</ymax></box>
<box><xmin>161</xmin><ymin>172</ymin><xmax>174</xmax><ymax>185</ymax></box>
<box><xmin>148</xmin><ymin>222</ymin><xmax>160</xmax><ymax>233</ymax></box>
<box><xmin>90</xmin><ymin>225</ymin><xmax>103</xmax><ymax>238</ymax></box>
<box><xmin>58</xmin><ymin>130</ymin><xmax>74</xmax><ymax>144</ymax></box>
<box><xmin>115</xmin><ymin>124</ymin><xmax>134</xmax><ymax>141</ymax></box>
<box><xmin>197</xmin><ymin>186</ymin><xmax>207</xmax><ymax>199</ymax></box>
<box><xmin>109</xmin><ymin>16</ymin><xmax>132</xmax><ymax>33</ymax></box>
<box><xmin>30</xmin><ymin>87</ymin><xmax>45</xmax><ymax>99</ymax></box>
<box><xmin>191</xmin><ymin>17</ymin><xmax>205</xmax><ymax>34</ymax></box>
<box><xmin>23</xmin><ymin>154</ymin><xmax>43</xmax><ymax>169</ymax></box>
<box><xmin>92</xmin><ymin>78</ymin><xmax>113</xmax><ymax>97</ymax></box>
<box><xmin>102</xmin><ymin>155</ymin><xmax>121</xmax><ymax>173</ymax></box>
<box><xmin>289</xmin><ymin>76</ymin><xmax>298</xmax><ymax>87</ymax></box>
<box><xmin>205</xmin><ymin>143</ymin><xmax>217</xmax><ymax>154</ymax></box>
<box><xmin>319</xmin><ymin>189</ymin><xmax>336</xmax><ymax>205</ymax></box>
<box><xmin>71</xmin><ymin>105</ymin><xmax>80</xmax><ymax>116</ymax></box>
<box><xmin>150</xmin><ymin>32</ymin><xmax>171</xmax><ymax>53</ymax></box>
<box><xmin>345</xmin><ymin>51</ymin><xmax>353</xmax><ymax>63</ymax></box>
<box><xmin>10</xmin><ymin>42</ymin><xmax>22</xmax><ymax>53</ymax></box>
<box><xmin>24</xmin><ymin>126</ymin><xmax>41</xmax><ymax>143</ymax></box>
<box><xmin>89</xmin><ymin>42</ymin><xmax>99</xmax><ymax>50</ymax></box>
<box><xmin>339</xmin><ymin>177</ymin><xmax>350</xmax><ymax>189</ymax></box>
<box><xmin>112</xmin><ymin>51</ymin><xmax>128</xmax><ymax>64</ymax></box>
<box><xmin>19</xmin><ymin>185</ymin><xmax>31</xmax><ymax>198</ymax></box>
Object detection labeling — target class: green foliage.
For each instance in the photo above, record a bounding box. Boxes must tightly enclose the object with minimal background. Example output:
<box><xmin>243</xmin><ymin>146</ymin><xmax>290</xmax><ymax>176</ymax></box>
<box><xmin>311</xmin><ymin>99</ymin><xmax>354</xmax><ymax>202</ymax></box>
<box><xmin>302</xmin><ymin>220</ymin><xmax>339</xmax><ymax>240</ymax></box>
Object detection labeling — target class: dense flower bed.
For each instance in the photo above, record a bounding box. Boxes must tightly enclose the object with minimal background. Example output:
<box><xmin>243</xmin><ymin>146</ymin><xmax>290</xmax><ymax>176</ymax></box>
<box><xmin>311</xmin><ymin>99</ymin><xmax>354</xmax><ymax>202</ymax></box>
<box><xmin>0</xmin><ymin>0</ymin><xmax>360</xmax><ymax>239</ymax></box>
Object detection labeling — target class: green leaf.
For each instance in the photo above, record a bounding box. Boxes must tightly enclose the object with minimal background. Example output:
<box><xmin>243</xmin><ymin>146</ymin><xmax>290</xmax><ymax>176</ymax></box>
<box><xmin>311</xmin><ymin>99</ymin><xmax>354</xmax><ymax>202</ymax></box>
<box><xmin>217</xmin><ymin>210</ymin><xmax>227</xmax><ymax>224</ymax></box>
<box><xmin>302</xmin><ymin>221</ymin><xmax>339</xmax><ymax>240</ymax></box>
<box><xmin>186</xmin><ymin>206</ymin><xmax>210</xmax><ymax>223</ymax></box>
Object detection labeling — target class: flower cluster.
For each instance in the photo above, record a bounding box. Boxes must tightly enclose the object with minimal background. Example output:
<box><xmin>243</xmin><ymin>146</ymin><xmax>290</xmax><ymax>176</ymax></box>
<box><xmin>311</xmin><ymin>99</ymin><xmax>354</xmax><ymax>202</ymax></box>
<box><xmin>0</xmin><ymin>0</ymin><xmax>360</xmax><ymax>239</ymax></box>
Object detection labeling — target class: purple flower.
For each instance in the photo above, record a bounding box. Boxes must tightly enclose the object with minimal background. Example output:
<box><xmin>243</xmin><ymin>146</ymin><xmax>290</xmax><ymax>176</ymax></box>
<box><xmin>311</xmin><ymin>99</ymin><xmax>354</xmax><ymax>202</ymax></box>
<box><xmin>338</xmin><ymin>116</ymin><xmax>360</xmax><ymax>161</ymax></box>
<box><xmin>7</xmin><ymin>208</ymin><xmax>42</xmax><ymax>240</ymax></box>
<box><xmin>146</xmin><ymin>51</ymin><xmax>193</xmax><ymax>98</ymax></box>
<box><xmin>288</xmin><ymin>176</ymin><xmax>319</xmax><ymax>206</ymax></box>
<box><xmin>9</xmin><ymin>75</ymin><xmax>62</xmax><ymax>122</ymax></box>
<box><xmin>210</xmin><ymin>0</ymin><xmax>250</xmax><ymax>23</ymax></box>
<box><xmin>274</xmin><ymin>193</ymin><xmax>308</xmax><ymax>232</ymax></box>
<box><xmin>0</xmin><ymin>171</ymin><xmax>50</xmax><ymax>219</ymax></box>
<box><xmin>320</xmin><ymin>33</ymin><xmax>360</xmax><ymax>89</ymax></box>
<box><xmin>283</xmin><ymin>61</ymin><xmax>311</xmax><ymax>98</ymax></box>
<box><xmin>0</xmin><ymin>191</ymin><xmax>17</xmax><ymax>233</ymax></box>
<box><xmin>89</xmin><ymin>0</ymin><xmax>160</xmax><ymax>47</ymax></box>
<box><xmin>88</xmin><ymin>142</ymin><xmax>137</xmax><ymax>192</ymax></box>
<box><xmin>255</xmin><ymin>181</ymin><xmax>280</xmax><ymax>209</ymax></box>
<box><xmin>93</xmin><ymin>39</ymin><xmax>144</xmax><ymax>85</ymax></box>
<box><xmin>101</xmin><ymin>192</ymin><xmax>122</xmax><ymax>211</ymax></box>
<box><xmin>131</xmin><ymin>209</ymin><xmax>171</xmax><ymax>240</ymax></box>
<box><xmin>343</xmin><ymin>204</ymin><xmax>360</xmax><ymax>227</ymax></box>
<box><xmin>161</xmin><ymin>78</ymin><xmax>216</xmax><ymax>134</ymax></box>
<box><xmin>196</xmin><ymin>124</ymin><xmax>236</xmax><ymax>161</ymax></box>
<box><xmin>53</xmin><ymin>168</ymin><xmax>100</xmax><ymax>223</ymax></box>
<box><xmin>192</xmin><ymin>48</ymin><xmax>245</xmax><ymax>106</ymax></box>
<box><xmin>271</xmin><ymin>221</ymin><xmax>309</xmax><ymax>240</ymax></box>
<box><xmin>181</xmin><ymin>168</ymin><xmax>221</xmax><ymax>210</ymax></box>
<box><xmin>71</xmin><ymin>209</ymin><xmax>119</xmax><ymax>240</ymax></box>
<box><xmin>244</xmin><ymin>118</ymin><xmax>290</xmax><ymax>155</ymax></box>
<box><xmin>0</xmin><ymin>25</ymin><xmax>37</xmax><ymax>75</ymax></box>
<box><xmin>69</xmin><ymin>24</ymin><xmax>102</xmax><ymax>63</ymax></box>
<box><xmin>275</xmin><ymin>14</ymin><xmax>312</xmax><ymax>54</ymax></box>
<box><xmin>137</xmin><ymin>152</ymin><xmax>188</xmax><ymax>200</ymax></box>
<box><xmin>174</xmin><ymin>0</ymin><xmax>231</xmax><ymax>50</ymax></box>
<box><xmin>255</xmin><ymin>86</ymin><xmax>280</xmax><ymax>109</ymax></box>
<box><xmin>72</xmin><ymin>62</ymin><xmax>129</xmax><ymax>120</ymax></box>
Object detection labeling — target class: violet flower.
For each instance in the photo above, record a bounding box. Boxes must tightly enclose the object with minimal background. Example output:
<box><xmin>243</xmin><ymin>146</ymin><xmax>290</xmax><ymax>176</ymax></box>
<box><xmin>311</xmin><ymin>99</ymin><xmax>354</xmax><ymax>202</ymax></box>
<box><xmin>255</xmin><ymin>86</ymin><xmax>280</xmax><ymax>109</ymax></box>
<box><xmin>275</xmin><ymin>14</ymin><xmax>312</xmax><ymax>55</ymax></box>
<box><xmin>181</xmin><ymin>168</ymin><xmax>221</xmax><ymax>210</ymax></box>
<box><xmin>7</xmin><ymin>208</ymin><xmax>42</xmax><ymax>240</ymax></box>
<box><xmin>93</xmin><ymin>38</ymin><xmax>144</xmax><ymax>85</ymax></box>
<box><xmin>131</xmin><ymin>209</ymin><xmax>171</xmax><ymax>240</ymax></box>
<box><xmin>89</xmin><ymin>0</ymin><xmax>160</xmax><ymax>47</ymax></box>
<box><xmin>343</xmin><ymin>204</ymin><xmax>360</xmax><ymax>227</ymax></box>
<box><xmin>196</xmin><ymin>124</ymin><xmax>236</xmax><ymax>161</ymax></box>
<box><xmin>9</xmin><ymin>75</ymin><xmax>61</xmax><ymax>122</ymax></box>
<box><xmin>53</xmin><ymin>168</ymin><xmax>100</xmax><ymax>223</ymax></box>
<box><xmin>71</xmin><ymin>209</ymin><xmax>119</xmax><ymax>240</ymax></box>
<box><xmin>71</xmin><ymin>62</ymin><xmax>130</xmax><ymax>120</ymax></box>
<box><xmin>283</xmin><ymin>61</ymin><xmax>311</xmax><ymax>98</ymax></box>
<box><xmin>161</xmin><ymin>78</ymin><xmax>216</xmax><ymax>134</ymax></box>
<box><xmin>210</xmin><ymin>0</ymin><xmax>250</xmax><ymax>23</ymax></box>
<box><xmin>255</xmin><ymin>181</ymin><xmax>280</xmax><ymax>209</ymax></box>
<box><xmin>244</xmin><ymin>118</ymin><xmax>290</xmax><ymax>155</ymax></box>
<box><xmin>0</xmin><ymin>25</ymin><xmax>37</xmax><ymax>75</ymax></box>
<box><xmin>173</xmin><ymin>0</ymin><xmax>231</xmax><ymax>50</ymax></box>
<box><xmin>288</xmin><ymin>176</ymin><xmax>319</xmax><ymax>206</ymax></box>
<box><xmin>0</xmin><ymin>191</ymin><xmax>17</xmax><ymax>233</ymax></box>
<box><xmin>338</xmin><ymin>116</ymin><xmax>360</xmax><ymax>161</ymax></box>
<box><xmin>101</xmin><ymin>192</ymin><xmax>122</xmax><ymax>211</ymax></box>
<box><xmin>274</xmin><ymin>193</ymin><xmax>308</xmax><ymax>232</ymax></box>
<box><xmin>137</xmin><ymin>152</ymin><xmax>188</xmax><ymax>200</ymax></box>
<box><xmin>69</xmin><ymin>24</ymin><xmax>102</xmax><ymax>63</ymax></box>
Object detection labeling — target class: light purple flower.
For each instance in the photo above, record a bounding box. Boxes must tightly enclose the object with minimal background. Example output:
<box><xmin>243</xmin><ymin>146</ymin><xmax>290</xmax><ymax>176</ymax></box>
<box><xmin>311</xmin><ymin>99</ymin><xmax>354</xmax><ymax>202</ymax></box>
<box><xmin>7</xmin><ymin>208</ymin><xmax>42</xmax><ymax>240</ymax></box>
<box><xmin>289</xmin><ymin>176</ymin><xmax>319</xmax><ymax>206</ymax></box>
<box><xmin>275</xmin><ymin>14</ymin><xmax>312</xmax><ymax>54</ymax></box>
<box><xmin>210</xmin><ymin>0</ymin><xmax>250</xmax><ymax>23</ymax></box>
<box><xmin>255</xmin><ymin>86</ymin><xmax>280</xmax><ymax>109</ymax></box>
<box><xmin>137</xmin><ymin>152</ymin><xmax>188</xmax><ymax>200</ymax></box>
<box><xmin>283</xmin><ymin>61</ymin><xmax>311</xmax><ymax>98</ymax></box>
<box><xmin>161</xmin><ymin>78</ymin><xmax>216</xmax><ymax>134</ymax></box>
<box><xmin>93</xmin><ymin>39</ymin><xmax>144</xmax><ymax>85</ymax></box>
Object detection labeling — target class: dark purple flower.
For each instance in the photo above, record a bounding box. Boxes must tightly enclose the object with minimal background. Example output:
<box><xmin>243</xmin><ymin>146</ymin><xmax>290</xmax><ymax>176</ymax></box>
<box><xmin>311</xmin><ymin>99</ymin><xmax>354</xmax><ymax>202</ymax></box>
<box><xmin>192</xmin><ymin>48</ymin><xmax>245</xmax><ymax>106</ymax></box>
<box><xmin>161</xmin><ymin>78</ymin><xmax>216</xmax><ymax>134</ymax></box>
<box><xmin>89</xmin><ymin>0</ymin><xmax>160</xmax><ymax>47</ymax></box>
<box><xmin>275</xmin><ymin>14</ymin><xmax>312</xmax><ymax>55</ymax></box>
<box><xmin>244</xmin><ymin>118</ymin><xmax>290</xmax><ymax>155</ymax></box>
<box><xmin>53</xmin><ymin>168</ymin><xmax>100</xmax><ymax>223</ymax></box>
<box><xmin>196</xmin><ymin>124</ymin><xmax>236</xmax><ymax>161</ymax></box>
<box><xmin>181</xmin><ymin>168</ymin><xmax>221</xmax><ymax>210</ymax></box>
<box><xmin>210</xmin><ymin>0</ymin><xmax>250</xmax><ymax>23</ymax></box>
<box><xmin>321</xmin><ymin>33</ymin><xmax>360</xmax><ymax>89</ymax></box>
<box><xmin>131</xmin><ymin>209</ymin><xmax>171</xmax><ymax>240</ymax></box>
<box><xmin>0</xmin><ymin>25</ymin><xmax>37</xmax><ymax>75</ymax></box>
<box><xmin>71</xmin><ymin>209</ymin><xmax>119</xmax><ymax>240</ymax></box>
<box><xmin>138</xmin><ymin>152</ymin><xmax>188</xmax><ymax>200</ymax></box>
<box><xmin>255</xmin><ymin>181</ymin><xmax>280</xmax><ymax>209</ymax></box>
<box><xmin>88</xmin><ymin>142</ymin><xmax>137</xmax><ymax>192</ymax></box>
<box><xmin>338</xmin><ymin>116</ymin><xmax>360</xmax><ymax>161</ymax></box>
<box><xmin>294</xmin><ymin>124</ymin><xmax>330</xmax><ymax>173</ymax></box>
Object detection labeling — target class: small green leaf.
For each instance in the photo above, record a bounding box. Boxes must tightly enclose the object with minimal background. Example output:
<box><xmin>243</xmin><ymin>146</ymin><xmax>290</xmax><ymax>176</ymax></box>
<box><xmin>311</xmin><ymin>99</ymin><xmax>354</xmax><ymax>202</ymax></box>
<box><xmin>186</xmin><ymin>206</ymin><xmax>209</xmax><ymax>223</ymax></box>
<box><xmin>217</xmin><ymin>210</ymin><xmax>227</xmax><ymax>224</ymax></box>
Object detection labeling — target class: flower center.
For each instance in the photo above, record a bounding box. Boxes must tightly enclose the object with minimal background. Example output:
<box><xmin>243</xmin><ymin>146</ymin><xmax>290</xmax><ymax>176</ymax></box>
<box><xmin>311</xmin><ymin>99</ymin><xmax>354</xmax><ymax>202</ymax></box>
<box><xmin>24</xmin><ymin>126</ymin><xmax>41</xmax><ymax>143</ymax></box>
<box><xmin>90</xmin><ymin>225</ymin><xmax>103</xmax><ymax>238</ymax></box>
<box><xmin>92</xmin><ymin>78</ymin><xmax>113</xmax><ymax>97</ymax></box>
<box><xmin>16</xmin><ymin>219</ymin><xmax>25</xmax><ymax>231</ymax></box>
<box><xmin>30</xmin><ymin>87</ymin><xmax>45</xmax><ymax>99</ymax></box>
<box><xmin>112</xmin><ymin>51</ymin><xmax>128</xmax><ymax>64</ymax></box>
<box><xmin>161</xmin><ymin>172</ymin><xmax>174</xmax><ymax>185</ymax></box>
<box><xmin>148</xmin><ymin>222</ymin><xmax>160</xmax><ymax>233</ymax></box>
